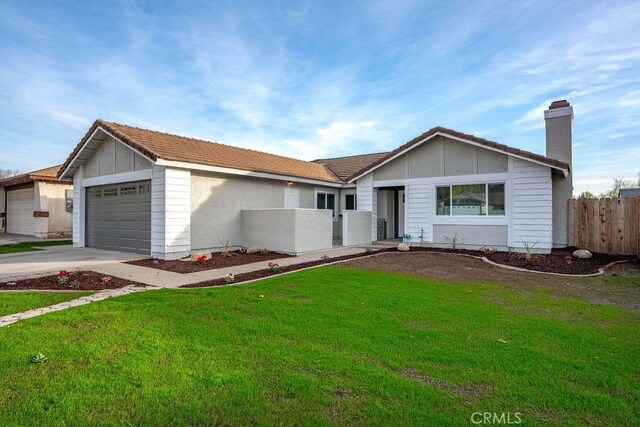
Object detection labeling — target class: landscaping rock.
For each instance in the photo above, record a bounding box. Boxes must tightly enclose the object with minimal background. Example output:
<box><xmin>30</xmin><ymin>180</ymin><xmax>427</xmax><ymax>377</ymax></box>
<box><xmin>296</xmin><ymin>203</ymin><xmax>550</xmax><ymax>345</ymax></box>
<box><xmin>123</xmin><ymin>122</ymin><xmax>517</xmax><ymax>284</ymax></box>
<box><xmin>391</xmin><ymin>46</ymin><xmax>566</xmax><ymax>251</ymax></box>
<box><xmin>479</xmin><ymin>246</ymin><xmax>497</xmax><ymax>255</ymax></box>
<box><xmin>189</xmin><ymin>252</ymin><xmax>212</xmax><ymax>262</ymax></box>
<box><xmin>573</xmin><ymin>249</ymin><xmax>593</xmax><ymax>259</ymax></box>
<box><xmin>397</xmin><ymin>243</ymin><xmax>410</xmax><ymax>252</ymax></box>
<box><xmin>246</xmin><ymin>246</ymin><xmax>258</xmax><ymax>254</ymax></box>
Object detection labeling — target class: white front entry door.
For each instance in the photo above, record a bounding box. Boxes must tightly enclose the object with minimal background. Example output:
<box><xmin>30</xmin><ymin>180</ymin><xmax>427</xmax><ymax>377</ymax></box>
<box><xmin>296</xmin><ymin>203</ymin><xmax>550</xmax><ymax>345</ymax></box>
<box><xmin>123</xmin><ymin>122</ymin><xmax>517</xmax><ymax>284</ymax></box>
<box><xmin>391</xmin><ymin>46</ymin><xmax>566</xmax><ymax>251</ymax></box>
<box><xmin>397</xmin><ymin>190</ymin><xmax>405</xmax><ymax>237</ymax></box>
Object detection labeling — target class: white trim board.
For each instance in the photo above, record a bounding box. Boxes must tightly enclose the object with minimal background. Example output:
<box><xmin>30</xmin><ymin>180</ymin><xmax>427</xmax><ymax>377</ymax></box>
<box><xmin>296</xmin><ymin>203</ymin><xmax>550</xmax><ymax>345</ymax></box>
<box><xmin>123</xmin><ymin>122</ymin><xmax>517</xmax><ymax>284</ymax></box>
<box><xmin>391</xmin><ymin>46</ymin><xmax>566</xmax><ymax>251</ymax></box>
<box><xmin>80</xmin><ymin>169</ymin><xmax>153</xmax><ymax>188</ymax></box>
<box><xmin>156</xmin><ymin>159</ymin><xmax>345</xmax><ymax>188</ymax></box>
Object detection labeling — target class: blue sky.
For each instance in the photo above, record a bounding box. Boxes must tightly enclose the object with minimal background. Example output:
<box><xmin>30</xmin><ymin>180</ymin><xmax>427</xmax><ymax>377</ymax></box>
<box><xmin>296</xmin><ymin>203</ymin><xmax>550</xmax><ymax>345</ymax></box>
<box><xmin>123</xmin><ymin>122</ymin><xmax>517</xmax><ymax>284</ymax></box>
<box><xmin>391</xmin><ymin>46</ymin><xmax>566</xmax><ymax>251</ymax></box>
<box><xmin>1</xmin><ymin>0</ymin><xmax>638</xmax><ymax>194</ymax></box>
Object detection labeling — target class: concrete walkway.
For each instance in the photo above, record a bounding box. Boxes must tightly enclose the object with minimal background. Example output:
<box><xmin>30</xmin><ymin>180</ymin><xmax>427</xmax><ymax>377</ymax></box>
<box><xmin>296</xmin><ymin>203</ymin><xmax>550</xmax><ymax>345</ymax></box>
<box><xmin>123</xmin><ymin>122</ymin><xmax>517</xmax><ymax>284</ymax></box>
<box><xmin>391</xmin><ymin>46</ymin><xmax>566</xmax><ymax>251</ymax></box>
<box><xmin>0</xmin><ymin>285</ymin><xmax>158</xmax><ymax>328</ymax></box>
<box><xmin>90</xmin><ymin>246</ymin><xmax>368</xmax><ymax>288</ymax></box>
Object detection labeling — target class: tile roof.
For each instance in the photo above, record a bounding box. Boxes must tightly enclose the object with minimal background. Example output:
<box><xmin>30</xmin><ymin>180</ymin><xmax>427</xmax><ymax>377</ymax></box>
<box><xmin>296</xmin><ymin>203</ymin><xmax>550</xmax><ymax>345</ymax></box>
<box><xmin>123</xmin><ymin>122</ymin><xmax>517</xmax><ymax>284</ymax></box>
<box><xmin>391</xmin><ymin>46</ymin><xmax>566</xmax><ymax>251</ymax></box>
<box><xmin>345</xmin><ymin>126</ymin><xmax>570</xmax><ymax>182</ymax></box>
<box><xmin>0</xmin><ymin>165</ymin><xmax>67</xmax><ymax>187</ymax></box>
<box><xmin>59</xmin><ymin>120</ymin><xmax>341</xmax><ymax>183</ymax></box>
<box><xmin>313</xmin><ymin>152</ymin><xmax>389</xmax><ymax>181</ymax></box>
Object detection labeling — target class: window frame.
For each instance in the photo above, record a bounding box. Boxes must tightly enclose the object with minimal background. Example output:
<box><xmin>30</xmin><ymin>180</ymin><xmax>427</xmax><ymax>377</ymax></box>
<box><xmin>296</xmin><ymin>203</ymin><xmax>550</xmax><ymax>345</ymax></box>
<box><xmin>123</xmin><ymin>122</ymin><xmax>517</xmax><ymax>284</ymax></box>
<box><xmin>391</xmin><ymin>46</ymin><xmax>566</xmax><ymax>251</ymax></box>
<box><xmin>314</xmin><ymin>188</ymin><xmax>339</xmax><ymax>222</ymax></box>
<box><xmin>435</xmin><ymin>182</ymin><xmax>506</xmax><ymax>218</ymax></box>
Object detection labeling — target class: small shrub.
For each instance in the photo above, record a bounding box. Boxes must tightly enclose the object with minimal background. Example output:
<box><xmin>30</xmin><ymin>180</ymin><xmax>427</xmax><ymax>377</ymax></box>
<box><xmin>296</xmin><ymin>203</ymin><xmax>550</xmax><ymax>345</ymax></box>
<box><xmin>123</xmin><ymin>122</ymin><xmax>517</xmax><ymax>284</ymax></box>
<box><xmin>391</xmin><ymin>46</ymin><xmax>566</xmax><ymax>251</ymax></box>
<box><xmin>259</xmin><ymin>249</ymin><xmax>270</xmax><ymax>255</ymax></box>
<box><xmin>403</xmin><ymin>233</ymin><xmax>412</xmax><ymax>244</ymax></box>
<box><xmin>320</xmin><ymin>255</ymin><xmax>330</xmax><ymax>263</ymax></box>
<box><xmin>564</xmin><ymin>255</ymin><xmax>572</xmax><ymax>265</ymax></box>
<box><xmin>30</xmin><ymin>353</ymin><xmax>47</xmax><ymax>364</ymax></box>
<box><xmin>101</xmin><ymin>276</ymin><xmax>112</xmax><ymax>285</ymax></box>
<box><xmin>525</xmin><ymin>256</ymin><xmax>541</xmax><ymax>266</ymax></box>
<box><xmin>444</xmin><ymin>234</ymin><xmax>461</xmax><ymax>250</ymax></box>
<box><xmin>196</xmin><ymin>255</ymin><xmax>207</xmax><ymax>265</ymax></box>
<box><xmin>219</xmin><ymin>239</ymin><xmax>237</xmax><ymax>257</ymax></box>
<box><xmin>152</xmin><ymin>258</ymin><xmax>161</xmax><ymax>264</ymax></box>
<box><xmin>69</xmin><ymin>280</ymin><xmax>81</xmax><ymax>290</ymax></box>
<box><xmin>267</xmin><ymin>262</ymin><xmax>279</xmax><ymax>273</ymax></box>
<box><xmin>364</xmin><ymin>248</ymin><xmax>373</xmax><ymax>254</ymax></box>
<box><xmin>513</xmin><ymin>240</ymin><xmax>543</xmax><ymax>266</ymax></box>
<box><xmin>224</xmin><ymin>273</ymin><xmax>235</xmax><ymax>284</ymax></box>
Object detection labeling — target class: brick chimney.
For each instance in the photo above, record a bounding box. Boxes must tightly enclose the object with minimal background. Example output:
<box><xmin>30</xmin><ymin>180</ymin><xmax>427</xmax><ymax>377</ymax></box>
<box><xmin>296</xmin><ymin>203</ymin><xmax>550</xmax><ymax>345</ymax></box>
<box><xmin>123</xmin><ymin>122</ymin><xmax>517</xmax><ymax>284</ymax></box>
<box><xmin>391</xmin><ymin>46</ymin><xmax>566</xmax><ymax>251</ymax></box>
<box><xmin>544</xmin><ymin>99</ymin><xmax>573</xmax><ymax>247</ymax></box>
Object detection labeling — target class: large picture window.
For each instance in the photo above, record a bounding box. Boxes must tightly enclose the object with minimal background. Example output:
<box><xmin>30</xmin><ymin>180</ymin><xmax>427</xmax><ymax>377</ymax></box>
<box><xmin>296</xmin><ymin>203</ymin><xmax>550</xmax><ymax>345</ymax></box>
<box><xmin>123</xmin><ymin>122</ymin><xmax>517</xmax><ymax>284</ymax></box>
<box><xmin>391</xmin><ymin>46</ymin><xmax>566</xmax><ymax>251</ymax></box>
<box><xmin>436</xmin><ymin>183</ymin><xmax>505</xmax><ymax>216</ymax></box>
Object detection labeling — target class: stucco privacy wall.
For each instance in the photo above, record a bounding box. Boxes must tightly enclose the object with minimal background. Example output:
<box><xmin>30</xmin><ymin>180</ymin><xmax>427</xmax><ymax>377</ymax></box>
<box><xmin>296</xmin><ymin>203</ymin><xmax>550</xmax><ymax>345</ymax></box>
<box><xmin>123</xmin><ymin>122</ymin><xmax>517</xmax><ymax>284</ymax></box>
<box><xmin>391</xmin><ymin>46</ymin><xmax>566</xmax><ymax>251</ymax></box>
<box><xmin>83</xmin><ymin>136</ymin><xmax>152</xmax><ymax>178</ymax></box>
<box><xmin>190</xmin><ymin>171</ymin><xmax>340</xmax><ymax>251</ymax></box>
<box><xmin>342</xmin><ymin>210</ymin><xmax>372</xmax><ymax>246</ymax></box>
<box><xmin>241</xmin><ymin>209</ymin><xmax>333</xmax><ymax>254</ymax></box>
<box><xmin>511</xmin><ymin>159</ymin><xmax>553</xmax><ymax>250</ymax></box>
<box><xmin>373</xmin><ymin>136</ymin><xmax>508</xmax><ymax>181</ymax></box>
<box><xmin>433</xmin><ymin>225</ymin><xmax>508</xmax><ymax>250</ymax></box>
<box><xmin>151</xmin><ymin>166</ymin><xmax>191</xmax><ymax>260</ymax></box>
<box><xmin>33</xmin><ymin>182</ymin><xmax>72</xmax><ymax>238</ymax></box>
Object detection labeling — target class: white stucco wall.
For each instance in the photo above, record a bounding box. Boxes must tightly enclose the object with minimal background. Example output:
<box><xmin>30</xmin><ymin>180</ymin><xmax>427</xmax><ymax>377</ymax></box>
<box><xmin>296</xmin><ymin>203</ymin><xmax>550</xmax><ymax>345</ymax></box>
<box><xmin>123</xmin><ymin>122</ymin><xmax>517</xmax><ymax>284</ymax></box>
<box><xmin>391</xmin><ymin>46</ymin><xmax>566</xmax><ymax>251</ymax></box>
<box><xmin>241</xmin><ymin>209</ymin><xmax>333</xmax><ymax>254</ymax></box>
<box><xmin>33</xmin><ymin>181</ymin><xmax>73</xmax><ymax>238</ymax></box>
<box><xmin>342</xmin><ymin>210</ymin><xmax>372</xmax><ymax>246</ymax></box>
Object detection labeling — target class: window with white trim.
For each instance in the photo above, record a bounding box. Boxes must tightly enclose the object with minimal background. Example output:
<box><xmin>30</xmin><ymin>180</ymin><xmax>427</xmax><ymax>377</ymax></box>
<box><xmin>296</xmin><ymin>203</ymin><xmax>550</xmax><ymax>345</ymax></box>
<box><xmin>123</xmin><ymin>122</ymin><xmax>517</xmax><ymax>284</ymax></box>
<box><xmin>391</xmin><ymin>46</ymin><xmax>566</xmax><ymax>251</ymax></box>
<box><xmin>436</xmin><ymin>183</ymin><xmax>505</xmax><ymax>216</ymax></box>
<box><xmin>316</xmin><ymin>192</ymin><xmax>336</xmax><ymax>218</ymax></box>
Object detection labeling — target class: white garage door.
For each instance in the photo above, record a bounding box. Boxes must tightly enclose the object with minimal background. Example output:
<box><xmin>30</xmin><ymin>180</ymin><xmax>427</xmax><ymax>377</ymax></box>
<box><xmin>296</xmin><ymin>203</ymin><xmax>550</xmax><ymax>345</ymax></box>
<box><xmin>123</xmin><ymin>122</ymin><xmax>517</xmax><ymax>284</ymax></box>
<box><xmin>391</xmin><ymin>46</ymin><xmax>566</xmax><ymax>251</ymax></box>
<box><xmin>7</xmin><ymin>186</ymin><xmax>34</xmax><ymax>235</ymax></box>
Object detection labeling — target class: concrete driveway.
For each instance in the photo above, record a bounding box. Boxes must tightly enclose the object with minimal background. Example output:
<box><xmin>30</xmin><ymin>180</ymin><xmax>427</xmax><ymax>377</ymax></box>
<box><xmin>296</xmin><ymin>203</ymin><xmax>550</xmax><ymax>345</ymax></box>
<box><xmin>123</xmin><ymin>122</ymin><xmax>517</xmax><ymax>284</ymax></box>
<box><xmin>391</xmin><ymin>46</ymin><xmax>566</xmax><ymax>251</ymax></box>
<box><xmin>0</xmin><ymin>246</ymin><xmax>146</xmax><ymax>281</ymax></box>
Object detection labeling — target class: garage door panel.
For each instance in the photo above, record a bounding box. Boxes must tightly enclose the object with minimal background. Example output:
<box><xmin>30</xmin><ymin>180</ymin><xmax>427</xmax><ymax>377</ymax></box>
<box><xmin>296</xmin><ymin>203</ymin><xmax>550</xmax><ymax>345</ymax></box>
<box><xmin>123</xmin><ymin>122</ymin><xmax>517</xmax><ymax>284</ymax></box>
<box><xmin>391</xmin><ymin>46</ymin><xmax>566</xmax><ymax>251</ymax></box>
<box><xmin>85</xmin><ymin>181</ymin><xmax>151</xmax><ymax>254</ymax></box>
<box><xmin>7</xmin><ymin>186</ymin><xmax>34</xmax><ymax>235</ymax></box>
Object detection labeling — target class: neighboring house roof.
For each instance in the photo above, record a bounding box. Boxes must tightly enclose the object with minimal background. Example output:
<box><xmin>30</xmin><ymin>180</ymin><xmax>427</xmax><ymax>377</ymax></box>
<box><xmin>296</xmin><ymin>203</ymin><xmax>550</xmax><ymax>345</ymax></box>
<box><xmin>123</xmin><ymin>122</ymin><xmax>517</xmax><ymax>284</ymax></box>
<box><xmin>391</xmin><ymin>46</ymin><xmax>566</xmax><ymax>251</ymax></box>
<box><xmin>346</xmin><ymin>126</ymin><xmax>570</xmax><ymax>182</ymax></box>
<box><xmin>0</xmin><ymin>165</ymin><xmax>67</xmax><ymax>187</ymax></box>
<box><xmin>59</xmin><ymin>120</ymin><xmax>342</xmax><ymax>183</ymax></box>
<box><xmin>313</xmin><ymin>152</ymin><xmax>389</xmax><ymax>181</ymax></box>
<box><xmin>619</xmin><ymin>188</ymin><xmax>640</xmax><ymax>197</ymax></box>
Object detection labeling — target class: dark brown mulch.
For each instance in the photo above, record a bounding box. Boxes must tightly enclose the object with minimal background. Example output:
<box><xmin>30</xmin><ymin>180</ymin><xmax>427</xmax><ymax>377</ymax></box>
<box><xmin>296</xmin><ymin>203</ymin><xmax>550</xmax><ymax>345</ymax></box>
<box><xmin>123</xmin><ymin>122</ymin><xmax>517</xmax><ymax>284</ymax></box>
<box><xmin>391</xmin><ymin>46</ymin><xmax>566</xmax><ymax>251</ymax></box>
<box><xmin>126</xmin><ymin>250</ymin><xmax>292</xmax><ymax>274</ymax></box>
<box><xmin>393</xmin><ymin>246</ymin><xmax>631</xmax><ymax>275</ymax></box>
<box><xmin>0</xmin><ymin>271</ymin><xmax>144</xmax><ymax>291</ymax></box>
<box><xmin>485</xmin><ymin>248</ymin><xmax>631</xmax><ymax>275</ymax></box>
<box><xmin>181</xmin><ymin>249</ymin><xmax>392</xmax><ymax>288</ymax></box>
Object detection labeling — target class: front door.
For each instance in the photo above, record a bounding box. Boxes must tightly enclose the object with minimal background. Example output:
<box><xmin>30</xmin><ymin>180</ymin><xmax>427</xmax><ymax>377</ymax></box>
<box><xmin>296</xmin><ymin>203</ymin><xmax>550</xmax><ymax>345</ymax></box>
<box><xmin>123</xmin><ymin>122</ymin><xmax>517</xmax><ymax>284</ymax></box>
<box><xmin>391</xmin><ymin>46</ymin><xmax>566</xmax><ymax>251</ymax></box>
<box><xmin>397</xmin><ymin>190</ymin><xmax>405</xmax><ymax>238</ymax></box>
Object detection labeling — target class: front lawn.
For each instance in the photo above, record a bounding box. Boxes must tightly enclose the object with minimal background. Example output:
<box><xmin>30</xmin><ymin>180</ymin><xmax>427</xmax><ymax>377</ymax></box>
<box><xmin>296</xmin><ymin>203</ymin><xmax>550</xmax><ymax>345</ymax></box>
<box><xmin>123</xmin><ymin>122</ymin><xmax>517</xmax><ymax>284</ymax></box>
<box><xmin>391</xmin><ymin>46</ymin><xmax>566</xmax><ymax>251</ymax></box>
<box><xmin>0</xmin><ymin>291</ymin><xmax>92</xmax><ymax>317</ymax></box>
<box><xmin>0</xmin><ymin>266</ymin><xmax>638</xmax><ymax>425</ymax></box>
<box><xmin>0</xmin><ymin>240</ymin><xmax>72</xmax><ymax>255</ymax></box>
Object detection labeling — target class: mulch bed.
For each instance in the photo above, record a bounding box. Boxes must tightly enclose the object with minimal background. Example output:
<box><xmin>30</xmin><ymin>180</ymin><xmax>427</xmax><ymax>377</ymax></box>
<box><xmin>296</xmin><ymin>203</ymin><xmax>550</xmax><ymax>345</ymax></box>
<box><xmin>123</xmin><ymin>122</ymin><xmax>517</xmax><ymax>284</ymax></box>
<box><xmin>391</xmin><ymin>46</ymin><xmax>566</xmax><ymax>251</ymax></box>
<box><xmin>181</xmin><ymin>250</ymin><xmax>392</xmax><ymax>288</ymax></box>
<box><xmin>127</xmin><ymin>250</ymin><xmax>291</xmax><ymax>274</ymax></box>
<box><xmin>404</xmin><ymin>246</ymin><xmax>631</xmax><ymax>275</ymax></box>
<box><xmin>0</xmin><ymin>271</ymin><xmax>144</xmax><ymax>291</ymax></box>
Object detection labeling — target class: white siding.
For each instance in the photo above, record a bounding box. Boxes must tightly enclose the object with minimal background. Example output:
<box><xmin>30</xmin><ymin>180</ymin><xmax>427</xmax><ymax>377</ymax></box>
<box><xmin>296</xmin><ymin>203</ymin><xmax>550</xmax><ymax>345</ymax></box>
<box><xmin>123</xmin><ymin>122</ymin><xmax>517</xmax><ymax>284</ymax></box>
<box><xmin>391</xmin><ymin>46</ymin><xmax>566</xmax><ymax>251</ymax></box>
<box><xmin>72</xmin><ymin>167</ymin><xmax>84</xmax><ymax>247</ymax></box>
<box><xmin>356</xmin><ymin>173</ymin><xmax>377</xmax><ymax>240</ymax></box>
<box><xmin>405</xmin><ymin>183</ymin><xmax>431</xmax><ymax>243</ymax></box>
<box><xmin>511</xmin><ymin>159</ymin><xmax>553</xmax><ymax>250</ymax></box>
<box><xmin>151</xmin><ymin>166</ymin><xmax>191</xmax><ymax>259</ymax></box>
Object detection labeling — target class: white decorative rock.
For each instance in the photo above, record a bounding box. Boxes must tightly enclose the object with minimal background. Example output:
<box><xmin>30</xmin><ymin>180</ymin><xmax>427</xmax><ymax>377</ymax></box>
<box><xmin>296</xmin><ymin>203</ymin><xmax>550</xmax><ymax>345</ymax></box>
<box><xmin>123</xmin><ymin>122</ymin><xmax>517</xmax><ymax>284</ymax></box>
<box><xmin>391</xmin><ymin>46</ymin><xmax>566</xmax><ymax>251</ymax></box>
<box><xmin>479</xmin><ymin>246</ymin><xmax>497</xmax><ymax>255</ymax></box>
<box><xmin>397</xmin><ymin>243</ymin><xmax>410</xmax><ymax>252</ymax></box>
<box><xmin>246</xmin><ymin>246</ymin><xmax>258</xmax><ymax>254</ymax></box>
<box><xmin>573</xmin><ymin>249</ymin><xmax>592</xmax><ymax>259</ymax></box>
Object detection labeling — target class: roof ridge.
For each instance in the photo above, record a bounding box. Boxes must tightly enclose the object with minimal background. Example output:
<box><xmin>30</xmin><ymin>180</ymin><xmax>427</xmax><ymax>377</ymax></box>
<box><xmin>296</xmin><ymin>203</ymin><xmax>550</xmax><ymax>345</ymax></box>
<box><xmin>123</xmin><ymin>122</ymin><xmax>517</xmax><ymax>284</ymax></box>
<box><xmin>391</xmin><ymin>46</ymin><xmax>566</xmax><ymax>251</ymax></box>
<box><xmin>313</xmin><ymin>151</ymin><xmax>389</xmax><ymax>162</ymax></box>
<box><xmin>100</xmin><ymin>120</ymin><xmax>328</xmax><ymax>168</ymax></box>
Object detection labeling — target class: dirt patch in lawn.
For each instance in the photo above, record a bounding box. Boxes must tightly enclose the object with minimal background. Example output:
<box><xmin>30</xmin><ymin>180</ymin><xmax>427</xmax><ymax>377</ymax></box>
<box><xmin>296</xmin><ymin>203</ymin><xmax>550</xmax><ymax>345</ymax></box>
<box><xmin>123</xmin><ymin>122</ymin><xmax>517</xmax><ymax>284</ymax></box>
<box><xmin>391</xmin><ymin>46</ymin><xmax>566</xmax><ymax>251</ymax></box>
<box><xmin>181</xmin><ymin>250</ymin><xmax>391</xmax><ymax>288</ymax></box>
<box><xmin>0</xmin><ymin>271</ymin><xmax>145</xmax><ymax>291</ymax></box>
<box><xmin>127</xmin><ymin>250</ymin><xmax>291</xmax><ymax>274</ymax></box>
<box><xmin>341</xmin><ymin>252</ymin><xmax>640</xmax><ymax>310</ymax></box>
<box><xmin>401</xmin><ymin>367</ymin><xmax>494</xmax><ymax>405</ymax></box>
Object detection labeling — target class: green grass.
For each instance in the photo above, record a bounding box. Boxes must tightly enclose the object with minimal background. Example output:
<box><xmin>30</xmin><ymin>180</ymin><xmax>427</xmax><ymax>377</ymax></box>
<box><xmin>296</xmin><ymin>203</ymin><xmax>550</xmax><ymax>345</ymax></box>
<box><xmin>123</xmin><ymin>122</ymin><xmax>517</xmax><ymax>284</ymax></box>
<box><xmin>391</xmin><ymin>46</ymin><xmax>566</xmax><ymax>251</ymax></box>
<box><xmin>0</xmin><ymin>291</ymin><xmax>92</xmax><ymax>317</ymax></box>
<box><xmin>0</xmin><ymin>266</ymin><xmax>638</xmax><ymax>425</ymax></box>
<box><xmin>0</xmin><ymin>240</ymin><xmax>72</xmax><ymax>255</ymax></box>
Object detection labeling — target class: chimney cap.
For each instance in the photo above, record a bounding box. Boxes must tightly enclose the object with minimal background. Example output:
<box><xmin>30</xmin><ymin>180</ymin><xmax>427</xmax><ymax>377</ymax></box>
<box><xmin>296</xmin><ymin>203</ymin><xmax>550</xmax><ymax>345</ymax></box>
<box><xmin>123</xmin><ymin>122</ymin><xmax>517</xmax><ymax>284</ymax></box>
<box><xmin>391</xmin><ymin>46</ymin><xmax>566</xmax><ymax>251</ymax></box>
<box><xmin>548</xmin><ymin>100</ymin><xmax>570</xmax><ymax>110</ymax></box>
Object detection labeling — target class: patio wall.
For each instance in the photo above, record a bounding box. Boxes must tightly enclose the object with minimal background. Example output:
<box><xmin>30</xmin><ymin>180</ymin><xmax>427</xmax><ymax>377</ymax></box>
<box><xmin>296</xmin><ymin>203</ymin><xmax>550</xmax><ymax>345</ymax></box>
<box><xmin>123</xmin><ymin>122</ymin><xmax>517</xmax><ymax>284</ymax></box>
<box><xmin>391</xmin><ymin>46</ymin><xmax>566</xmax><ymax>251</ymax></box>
<box><xmin>241</xmin><ymin>208</ymin><xmax>333</xmax><ymax>254</ymax></box>
<box><xmin>342</xmin><ymin>211</ymin><xmax>372</xmax><ymax>246</ymax></box>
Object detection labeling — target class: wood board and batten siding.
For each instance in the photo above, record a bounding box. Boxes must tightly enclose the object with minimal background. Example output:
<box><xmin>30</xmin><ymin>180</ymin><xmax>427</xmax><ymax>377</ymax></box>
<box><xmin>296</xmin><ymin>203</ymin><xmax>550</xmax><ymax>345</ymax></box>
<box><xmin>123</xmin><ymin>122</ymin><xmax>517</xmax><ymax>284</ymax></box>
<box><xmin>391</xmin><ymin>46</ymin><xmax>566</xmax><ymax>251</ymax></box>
<box><xmin>569</xmin><ymin>197</ymin><xmax>640</xmax><ymax>256</ymax></box>
<box><xmin>151</xmin><ymin>166</ymin><xmax>191</xmax><ymax>259</ymax></box>
<box><xmin>511</xmin><ymin>159</ymin><xmax>553</xmax><ymax>248</ymax></box>
<box><xmin>406</xmin><ymin>183</ymin><xmax>431</xmax><ymax>243</ymax></box>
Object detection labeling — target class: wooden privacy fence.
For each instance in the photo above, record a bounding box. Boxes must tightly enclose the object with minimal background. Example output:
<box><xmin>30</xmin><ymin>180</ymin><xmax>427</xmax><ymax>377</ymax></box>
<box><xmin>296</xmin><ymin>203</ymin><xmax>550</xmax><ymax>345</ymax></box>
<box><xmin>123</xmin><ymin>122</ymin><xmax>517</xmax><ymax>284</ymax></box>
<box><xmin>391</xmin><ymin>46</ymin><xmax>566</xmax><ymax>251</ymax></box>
<box><xmin>568</xmin><ymin>198</ymin><xmax>640</xmax><ymax>256</ymax></box>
